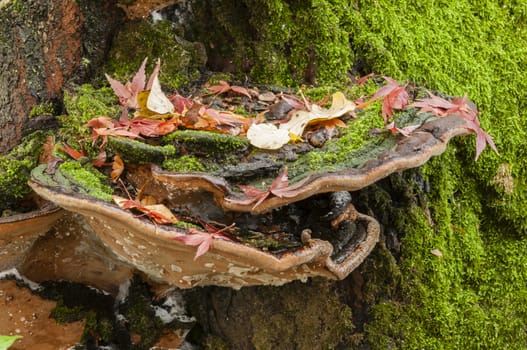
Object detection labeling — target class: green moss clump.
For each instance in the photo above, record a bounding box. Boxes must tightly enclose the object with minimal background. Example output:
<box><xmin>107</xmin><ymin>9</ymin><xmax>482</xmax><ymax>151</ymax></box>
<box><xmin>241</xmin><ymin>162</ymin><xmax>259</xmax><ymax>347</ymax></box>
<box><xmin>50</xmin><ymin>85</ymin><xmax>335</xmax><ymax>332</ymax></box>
<box><xmin>162</xmin><ymin>155</ymin><xmax>206</xmax><ymax>172</ymax></box>
<box><xmin>60</xmin><ymin>84</ymin><xmax>120</xmax><ymax>158</ymax></box>
<box><xmin>108</xmin><ymin>136</ymin><xmax>176</xmax><ymax>164</ymax></box>
<box><xmin>191</xmin><ymin>279</ymin><xmax>354</xmax><ymax>349</ymax></box>
<box><xmin>357</xmin><ymin>149</ymin><xmax>527</xmax><ymax>348</ymax></box>
<box><xmin>57</xmin><ymin>161</ymin><xmax>113</xmax><ymax>201</ymax></box>
<box><xmin>0</xmin><ymin>131</ymin><xmax>48</xmax><ymax>213</ymax></box>
<box><xmin>162</xmin><ymin>130</ymin><xmax>250</xmax><ymax>166</ymax></box>
<box><xmin>29</xmin><ymin>102</ymin><xmax>54</xmax><ymax>118</ymax></box>
<box><xmin>105</xmin><ymin>19</ymin><xmax>206</xmax><ymax>90</ymax></box>
<box><xmin>348</xmin><ymin>0</ymin><xmax>527</xmax><ymax>233</ymax></box>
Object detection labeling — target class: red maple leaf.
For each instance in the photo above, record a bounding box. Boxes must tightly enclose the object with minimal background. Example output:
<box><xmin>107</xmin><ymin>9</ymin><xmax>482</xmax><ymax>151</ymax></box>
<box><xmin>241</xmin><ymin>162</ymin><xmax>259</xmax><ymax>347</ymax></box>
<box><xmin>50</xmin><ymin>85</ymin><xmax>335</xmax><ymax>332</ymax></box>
<box><xmin>169</xmin><ymin>93</ymin><xmax>194</xmax><ymax>114</ymax></box>
<box><xmin>172</xmin><ymin>224</ymin><xmax>234</xmax><ymax>260</ymax></box>
<box><xmin>105</xmin><ymin>57</ymin><xmax>147</xmax><ymax>112</ymax></box>
<box><xmin>409</xmin><ymin>92</ymin><xmax>498</xmax><ymax>159</ymax></box>
<box><xmin>207</xmin><ymin>80</ymin><xmax>252</xmax><ymax>99</ymax></box>
<box><xmin>235</xmin><ymin>167</ymin><xmax>291</xmax><ymax>209</ymax></box>
<box><xmin>356</xmin><ymin>76</ymin><xmax>410</xmax><ymax>123</ymax></box>
<box><xmin>385</xmin><ymin>121</ymin><xmax>421</xmax><ymax>137</ymax></box>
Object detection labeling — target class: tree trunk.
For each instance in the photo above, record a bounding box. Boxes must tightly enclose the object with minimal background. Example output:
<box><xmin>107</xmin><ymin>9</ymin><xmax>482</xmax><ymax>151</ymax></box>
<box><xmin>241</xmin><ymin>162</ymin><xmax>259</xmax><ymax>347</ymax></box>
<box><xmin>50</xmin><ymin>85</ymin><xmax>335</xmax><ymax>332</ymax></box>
<box><xmin>0</xmin><ymin>0</ymin><xmax>122</xmax><ymax>153</ymax></box>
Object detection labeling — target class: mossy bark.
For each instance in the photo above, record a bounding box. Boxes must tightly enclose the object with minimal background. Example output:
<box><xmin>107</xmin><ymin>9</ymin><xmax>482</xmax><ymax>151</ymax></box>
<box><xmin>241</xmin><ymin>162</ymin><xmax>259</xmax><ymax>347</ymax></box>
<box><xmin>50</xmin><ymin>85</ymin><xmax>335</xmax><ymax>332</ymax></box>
<box><xmin>2</xmin><ymin>0</ymin><xmax>527</xmax><ymax>349</ymax></box>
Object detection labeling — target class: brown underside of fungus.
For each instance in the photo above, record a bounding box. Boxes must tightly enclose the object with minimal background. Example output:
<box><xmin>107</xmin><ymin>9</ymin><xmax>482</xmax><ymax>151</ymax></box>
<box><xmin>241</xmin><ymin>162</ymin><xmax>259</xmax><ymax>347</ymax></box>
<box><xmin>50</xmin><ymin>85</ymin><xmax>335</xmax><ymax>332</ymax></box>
<box><xmin>0</xmin><ymin>201</ymin><xmax>63</xmax><ymax>271</ymax></box>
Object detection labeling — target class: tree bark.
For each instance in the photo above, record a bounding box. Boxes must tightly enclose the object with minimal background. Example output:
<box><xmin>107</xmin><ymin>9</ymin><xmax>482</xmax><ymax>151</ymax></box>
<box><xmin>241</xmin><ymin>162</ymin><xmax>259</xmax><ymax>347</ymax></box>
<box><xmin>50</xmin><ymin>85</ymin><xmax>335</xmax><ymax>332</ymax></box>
<box><xmin>0</xmin><ymin>0</ymin><xmax>122</xmax><ymax>154</ymax></box>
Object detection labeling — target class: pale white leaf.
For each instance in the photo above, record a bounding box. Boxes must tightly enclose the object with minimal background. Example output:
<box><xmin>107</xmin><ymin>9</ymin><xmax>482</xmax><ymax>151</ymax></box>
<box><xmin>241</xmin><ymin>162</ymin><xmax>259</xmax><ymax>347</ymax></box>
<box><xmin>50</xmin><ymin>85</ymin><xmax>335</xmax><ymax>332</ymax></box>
<box><xmin>147</xmin><ymin>75</ymin><xmax>175</xmax><ymax>114</ymax></box>
<box><xmin>247</xmin><ymin>123</ymin><xmax>291</xmax><ymax>150</ymax></box>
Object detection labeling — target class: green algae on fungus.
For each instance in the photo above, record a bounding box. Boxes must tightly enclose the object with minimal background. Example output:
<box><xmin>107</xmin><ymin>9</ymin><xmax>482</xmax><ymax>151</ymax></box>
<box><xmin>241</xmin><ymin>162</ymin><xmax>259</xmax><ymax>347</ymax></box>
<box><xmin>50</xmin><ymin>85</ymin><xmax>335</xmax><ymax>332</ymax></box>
<box><xmin>286</xmin><ymin>107</ymin><xmax>387</xmax><ymax>181</ymax></box>
<box><xmin>106</xmin><ymin>19</ymin><xmax>206</xmax><ymax>90</ymax></box>
<box><xmin>56</xmin><ymin>161</ymin><xmax>113</xmax><ymax>201</ymax></box>
<box><xmin>0</xmin><ymin>131</ymin><xmax>48</xmax><ymax>213</ymax></box>
<box><xmin>108</xmin><ymin>136</ymin><xmax>176</xmax><ymax>164</ymax></box>
<box><xmin>162</xmin><ymin>129</ymin><xmax>250</xmax><ymax>163</ymax></box>
<box><xmin>162</xmin><ymin>155</ymin><xmax>206</xmax><ymax>172</ymax></box>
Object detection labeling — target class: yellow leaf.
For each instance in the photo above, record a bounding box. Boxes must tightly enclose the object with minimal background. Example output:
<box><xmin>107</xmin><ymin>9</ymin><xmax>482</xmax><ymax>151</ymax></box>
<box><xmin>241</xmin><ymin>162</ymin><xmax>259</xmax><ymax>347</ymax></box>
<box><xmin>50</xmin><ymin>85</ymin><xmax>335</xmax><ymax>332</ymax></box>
<box><xmin>280</xmin><ymin>92</ymin><xmax>355</xmax><ymax>137</ymax></box>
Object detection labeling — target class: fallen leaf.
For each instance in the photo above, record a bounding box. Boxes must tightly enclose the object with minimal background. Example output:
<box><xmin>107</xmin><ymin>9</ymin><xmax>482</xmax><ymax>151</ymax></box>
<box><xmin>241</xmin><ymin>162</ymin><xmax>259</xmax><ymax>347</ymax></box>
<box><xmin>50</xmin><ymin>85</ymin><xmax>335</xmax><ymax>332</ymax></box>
<box><xmin>409</xmin><ymin>92</ymin><xmax>498</xmax><ymax>159</ymax></box>
<box><xmin>173</xmin><ymin>229</ymin><xmax>214</xmax><ymax>260</ymax></box>
<box><xmin>105</xmin><ymin>57</ymin><xmax>147</xmax><ymax>111</ymax></box>
<box><xmin>113</xmin><ymin>195</ymin><xmax>178</xmax><ymax>225</ymax></box>
<box><xmin>172</xmin><ymin>224</ymin><xmax>234</xmax><ymax>260</ymax></box>
<box><xmin>357</xmin><ymin>76</ymin><xmax>409</xmax><ymax>123</ymax></box>
<box><xmin>146</xmin><ymin>74</ymin><xmax>175</xmax><ymax>115</ymax></box>
<box><xmin>110</xmin><ymin>155</ymin><xmax>124</xmax><ymax>181</ymax></box>
<box><xmin>280</xmin><ymin>92</ymin><xmax>355</xmax><ymax>137</ymax></box>
<box><xmin>246</xmin><ymin>123</ymin><xmax>290</xmax><ymax>150</ymax></box>
<box><xmin>231</xmin><ymin>168</ymin><xmax>293</xmax><ymax>209</ymax></box>
<box><xmin>385</xmin><ymin>121</ymin><xmax>421</xmax><ymax>137</ymax></box>
<box><xmin>247</xmin><ymin>92</ymin><xmax>355</xmax><ymax>149</ymax></box>
<box><xmin>59</xmin><ymin>143</ymin><xmax>85</xmax><ymax>160</ymax></box>
<box><xmin>207</xmin><ymin>80</ymin><xmax>252</xmax><ymax>99</ymax></box>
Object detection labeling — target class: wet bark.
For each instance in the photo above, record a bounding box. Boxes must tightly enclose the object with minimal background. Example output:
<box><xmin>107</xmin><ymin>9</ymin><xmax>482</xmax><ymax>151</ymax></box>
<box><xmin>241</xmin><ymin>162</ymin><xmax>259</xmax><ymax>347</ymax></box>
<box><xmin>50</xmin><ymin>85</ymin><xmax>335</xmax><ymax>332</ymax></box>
<box><xmin>0</xmin><ymin>0</ymin><xmax>123</xmax><ymax>154</ymax></box>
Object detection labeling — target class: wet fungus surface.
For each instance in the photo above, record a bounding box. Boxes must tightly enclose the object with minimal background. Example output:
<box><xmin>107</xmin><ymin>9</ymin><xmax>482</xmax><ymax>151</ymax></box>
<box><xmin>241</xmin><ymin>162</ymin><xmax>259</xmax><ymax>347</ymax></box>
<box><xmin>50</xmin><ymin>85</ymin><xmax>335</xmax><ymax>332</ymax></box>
<box><xmin>0</xmin><ymin>199</ymin><xmax>63</xmax><ymax>271</ymax></box>
<box><xmin>28</xmin><ymin>108</ymin><xmax>472</xmax><ymax>288</ymax></box>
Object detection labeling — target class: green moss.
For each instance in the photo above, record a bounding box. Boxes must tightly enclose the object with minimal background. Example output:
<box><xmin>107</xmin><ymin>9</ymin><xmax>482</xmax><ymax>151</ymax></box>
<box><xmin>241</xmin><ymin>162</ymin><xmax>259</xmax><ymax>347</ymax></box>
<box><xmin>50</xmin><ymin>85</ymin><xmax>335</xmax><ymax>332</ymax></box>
<box><xmin>50</xmin><ymin>299</ymin><xmax>86</xmax><ymax>323</ymax></box>
<box><xmin>108</xmin><ymin>136</ymin><xmax>176</xmax><ymax>164</ymax></box>
<box><xmin>106</xmin><ymin>19</ymin><xmax>206</xmax><ymax>90</ymax></box>
<box><xmin>189</xmin><ymin>279</ymin><xmax>354</xmax><ymax>349</ymax></box>
<box><xmin>348</xmin><ymin>0</ymin><xmax>527</xmax><ymax>233</ymax></box>
<box><xmin>60</xmin><ymin>84</ymin><xmax>120</xmax><ymax>158</ymax></box>
<box><xmin>188</xmin><ymin>0</ymin><xmax>353</xmax><ymax>84</ymax></box>
<box><xmin>248</xmin><ymin>279</ymin><xmax>354</xmax><ymax>349</ymax></box>
<box><xmin>320</xmin><ymin>1</ymin><xmax>527</xmax><ymax>347</ymax></box>
<box><xmin>162</xmin><ymin>155</ymin><xmax>206</xmax><ymax>172</ymax></box>
<box><xmin>0</xmin><ymin>131</ymin><xmax>48</xmax><ymax>213</ymax></box>
<box><xmin>119</xmin><ymin>277</ymin><xmax>164</xmax><ymax>350</ymax></box>
<box><xmin>358</xmin><ymin>148</ymin><xmax>527</xmax><ymax>348</ymax></box>
<box><xmin>162</xmin><ymin>129</ymin><xmax>250</xmax><ymax>160</ymax></box>
<box><xmin>29</xmin><ymin>102</ymin><xmax>54</xmax><ymax>118</ymax></box>
<box><xmin>57</xmin><ymin>161</ymin><xmax>113</xmax><ymax>201</ymax></box>
<box><xmin>206</xmin><ymin>72</ymin><xmax>234</xmax><ymax>86</ymax></box>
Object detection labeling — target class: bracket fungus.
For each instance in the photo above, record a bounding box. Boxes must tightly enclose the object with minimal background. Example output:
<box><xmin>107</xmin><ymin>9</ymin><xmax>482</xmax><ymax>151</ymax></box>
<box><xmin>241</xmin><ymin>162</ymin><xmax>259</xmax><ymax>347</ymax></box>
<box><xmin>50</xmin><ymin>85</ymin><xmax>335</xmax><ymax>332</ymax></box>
<box><xmin>28</xmin><ymin>111</ymin><xmax>473</xmax><ymax>289</ymax></box>
<box><xmin>0</xmin><ymin>200</ymin><xmax>63</xmax><ymax>271</ymax></box>
<box><xmin>22</xmin><ymin>65</ymin><xmax>493</xmax><ymax>289</ymax></box>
